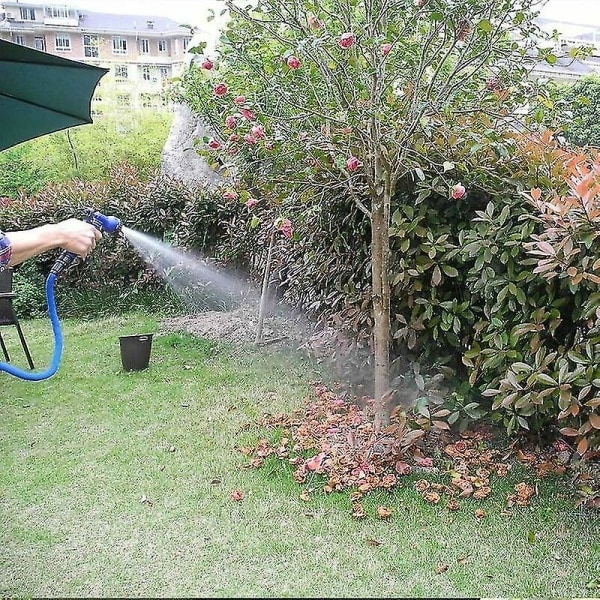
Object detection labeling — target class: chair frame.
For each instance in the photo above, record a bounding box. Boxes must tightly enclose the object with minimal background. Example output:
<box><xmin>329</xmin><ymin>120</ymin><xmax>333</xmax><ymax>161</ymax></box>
<box><xmin>0</xmin><ymin>268</ymin><xmax>35</xmax><ymax>369</ymax></box>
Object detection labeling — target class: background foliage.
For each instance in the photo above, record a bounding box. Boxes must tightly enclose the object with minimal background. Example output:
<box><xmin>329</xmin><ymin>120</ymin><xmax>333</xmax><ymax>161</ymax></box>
<box><xmin>0</xmin><ymin>112</ymin><xmax>172</xmax><ymax>198</ymax></box>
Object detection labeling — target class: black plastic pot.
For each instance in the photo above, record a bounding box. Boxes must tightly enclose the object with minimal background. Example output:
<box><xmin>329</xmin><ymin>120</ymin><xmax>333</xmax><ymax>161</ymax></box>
<box><xmin>119</xmin><ymin>334</ymin><xmax>153</xmax><ymax>371</ymax></box>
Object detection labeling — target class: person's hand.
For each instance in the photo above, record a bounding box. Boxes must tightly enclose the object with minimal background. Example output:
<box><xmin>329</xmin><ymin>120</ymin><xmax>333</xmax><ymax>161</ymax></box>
<box><xmin>53</xmin><ymin>218</ymin><xmax>102</xmax><ymax>258</ymax></box>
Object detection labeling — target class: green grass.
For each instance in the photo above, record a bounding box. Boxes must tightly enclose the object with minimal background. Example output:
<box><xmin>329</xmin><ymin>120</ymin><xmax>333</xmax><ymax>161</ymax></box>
<box><xmin>0</xmin><ymin>314</ymin><xmax>598</xmax><ymax>598</ymax></box>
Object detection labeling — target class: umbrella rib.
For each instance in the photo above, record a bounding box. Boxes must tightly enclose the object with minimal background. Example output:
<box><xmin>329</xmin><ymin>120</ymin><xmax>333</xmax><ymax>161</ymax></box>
<box><xmin>0</xmin><ymin>90</ymin><xmax>92</xmax><ymax>123</ymax></box>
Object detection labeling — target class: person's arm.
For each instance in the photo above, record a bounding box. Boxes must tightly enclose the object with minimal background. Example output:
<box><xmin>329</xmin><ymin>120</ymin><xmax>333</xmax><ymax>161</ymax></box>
<box><xmin>4</xmin><ymin>219</ymin><xmax>102</xmax><ymax>267</ymax></box>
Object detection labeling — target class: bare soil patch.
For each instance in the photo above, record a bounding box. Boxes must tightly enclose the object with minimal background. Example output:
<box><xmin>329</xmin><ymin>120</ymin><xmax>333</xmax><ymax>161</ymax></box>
<box><xmin>159</xmin><ymin>302</ymin><xmax>317</xmax><ymax>347</ymax></box>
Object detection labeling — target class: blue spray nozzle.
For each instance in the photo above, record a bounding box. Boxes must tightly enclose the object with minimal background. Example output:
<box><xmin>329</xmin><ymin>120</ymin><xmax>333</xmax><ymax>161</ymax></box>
<box><xmin>85</xmin><ymin>209</ymin><xmax>122</xmax><ymax>236</ymax></box>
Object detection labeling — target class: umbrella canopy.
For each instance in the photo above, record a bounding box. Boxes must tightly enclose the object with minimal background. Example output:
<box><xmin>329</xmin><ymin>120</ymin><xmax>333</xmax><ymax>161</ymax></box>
<box><xmin>0</xmin><ymin>39</ymin><xmax>108</xmax><ymax>151</ymax></box>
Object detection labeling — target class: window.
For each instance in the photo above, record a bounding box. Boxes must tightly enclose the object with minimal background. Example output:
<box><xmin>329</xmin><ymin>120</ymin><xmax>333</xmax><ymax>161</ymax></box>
<box><xmin>141</xmin><ymin>66</ymin><xmax>151</xmax><ymax>81</ymax></box>
<box><xmin>46</xmin><ymin>6</ymin><xmax>69</xmax><ymax>18</ymax></box>
<box><xmin>13</xmin><ymin>35</ymin><xmax>25</xmax><ymax>46</ymax></box>
<box><xmin>112</xmin><ymin>36</ymin><xmax>127</xmax><ymax>54</ymax></box>
<box><xmin>183</xmin><ymin>37</ymin><xmax>191</xmax><ymax>51</ymax></box>
<box><xmin>158</xmin><ymin>39</ymin><xmax>167</xmax><ymax>52</ymax></box>
<box><xmin>159</xmin><ymin>66</ymin><xmax>169</xmax><ymax>80</ymax></box>
<box><xmin>140</xmin><ymin>93</ymin><xmax>157</xmax><ymax>108</ymax></box>
<box><xmin>115</xmin><ymin>65</ymin><xmax>128</xmax><ymax>80</ymax></box>
<box><xmin>55</xmin><ymin>35</ymin><xmax>71</xmax><ymax>52</ymax></box>
<box><xmin>20</xmin><ymin>7</ymin><xmax>35</xmax><ymax>20</ymax></box>
<box><xmin>83</xmin><ymin>34</ymin><xmax>99</xmax><ymax>58</ymax></box>
<box><xmin>117</xmin><ymin>94</ymin><xmax>130</xmax><ymax>106</ymax></box>
<box><xmin>34</xmin><ymin>37</ymin><xmax>45</xmax><ymax>51</ymax></box>
<box><xmin>139</xmin><ymin>38</ymin><xmax>149</xmax><ymax>54</ymax></box>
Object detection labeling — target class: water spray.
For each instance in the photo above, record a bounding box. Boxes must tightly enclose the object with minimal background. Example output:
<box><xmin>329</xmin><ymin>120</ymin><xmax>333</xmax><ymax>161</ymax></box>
<box><xmin>0</xmin><ymin>208</ymin><xmax>122</xmax><ymax>381</ymax></box>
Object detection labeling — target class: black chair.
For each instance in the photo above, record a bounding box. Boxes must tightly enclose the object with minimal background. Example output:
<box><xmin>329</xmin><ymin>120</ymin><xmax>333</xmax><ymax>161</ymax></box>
<box><xmin>0</xmin><ymin>268</ymin><xmax>35</xmax><ymax>369</ymax></box>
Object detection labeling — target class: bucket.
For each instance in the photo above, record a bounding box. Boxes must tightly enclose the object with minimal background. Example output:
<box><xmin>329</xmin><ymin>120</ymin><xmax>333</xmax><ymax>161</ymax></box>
<box><xmin>119</xmin><ymin>334</ymin><xmax>153</xmax><ymax>371</ymax></box>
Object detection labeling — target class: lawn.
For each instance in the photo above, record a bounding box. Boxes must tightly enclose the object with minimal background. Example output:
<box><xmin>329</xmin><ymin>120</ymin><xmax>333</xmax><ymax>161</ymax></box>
<box><xmin>0</xmin><ymin>314</ymin><xmax>598</xmax><ymax>598</ymax></box>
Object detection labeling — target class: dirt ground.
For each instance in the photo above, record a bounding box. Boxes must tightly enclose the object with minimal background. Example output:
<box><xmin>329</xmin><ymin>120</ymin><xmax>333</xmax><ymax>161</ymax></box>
<box><xmin>159</xmin><ymin>302</ymin><xmax>318</xmax><ymax>348</ymax></box>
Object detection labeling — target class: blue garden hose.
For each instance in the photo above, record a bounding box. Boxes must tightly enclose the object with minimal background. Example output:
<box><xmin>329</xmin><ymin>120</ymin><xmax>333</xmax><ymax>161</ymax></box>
<box><xmin>0</xmin><ymin>273</ymin><xmax>62</xmax><ymax>380</ymax></box>
<box><xmin>0</xmin><ymin>209</ymin><xmax>122</xmax><ymax>381</ymax></box>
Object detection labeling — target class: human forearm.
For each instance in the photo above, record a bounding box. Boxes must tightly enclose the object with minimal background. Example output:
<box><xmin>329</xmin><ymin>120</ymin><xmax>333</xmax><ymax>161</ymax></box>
<box><xmin>6</xmin><ymin>219</ymin><xmax>102</xmax><ymax>266</ymax></box>
<box><xmin>6</xmin><ymin>225</ymin><xmax>63</xmax><ymax>266</ymax></box>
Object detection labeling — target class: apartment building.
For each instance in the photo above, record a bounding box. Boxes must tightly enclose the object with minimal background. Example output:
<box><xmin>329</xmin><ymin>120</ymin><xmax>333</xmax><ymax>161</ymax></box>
<box><xmin>0</xmin><ymin>1</ymin><xmax>194</xmax><ymax>112</ymax></box>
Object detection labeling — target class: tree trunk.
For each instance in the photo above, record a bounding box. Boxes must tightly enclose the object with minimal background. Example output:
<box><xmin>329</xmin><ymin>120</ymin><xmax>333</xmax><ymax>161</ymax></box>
<box><xmin>371</xmin><ymin>187</ymin><xmax>392</xmax><ymax>430</ymax></box>
<box><xmin>255</xmin><ymin>230</ymin><xmax>275</xmax><ymax>344</ymax></box>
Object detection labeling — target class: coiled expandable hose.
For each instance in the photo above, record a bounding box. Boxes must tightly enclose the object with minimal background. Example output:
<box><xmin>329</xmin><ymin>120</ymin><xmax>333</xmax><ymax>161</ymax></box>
<box><xmin>0</xmin><ymin>273</ymin><xmax>62</xmax><ymax>380</ymax></box>
<box><xmin>0</xmin><ymin>209</ymin><xmax>122</xmax><ymax>381</ymax></box>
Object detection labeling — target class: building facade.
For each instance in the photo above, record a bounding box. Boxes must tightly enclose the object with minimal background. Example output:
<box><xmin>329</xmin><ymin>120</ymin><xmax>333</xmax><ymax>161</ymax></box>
<box><xmin>0</xmin><ymin>1</ymin><xmax>193</xmax><ymax>112</ymax></box>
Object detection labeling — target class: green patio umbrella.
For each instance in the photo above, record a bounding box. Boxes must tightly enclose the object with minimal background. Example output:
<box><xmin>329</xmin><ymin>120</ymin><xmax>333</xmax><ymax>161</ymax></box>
<box><xmin>0</xmin><ymin>39</ymin><xmax>108</xmax><ymax>151</ymax></box>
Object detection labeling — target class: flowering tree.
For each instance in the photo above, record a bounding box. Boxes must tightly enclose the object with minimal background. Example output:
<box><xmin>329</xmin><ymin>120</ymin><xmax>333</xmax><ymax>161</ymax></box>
<box><xmin>179</xmin><ymin>0</ymin><xmax>553</xmax><ymax>428</ymax></box>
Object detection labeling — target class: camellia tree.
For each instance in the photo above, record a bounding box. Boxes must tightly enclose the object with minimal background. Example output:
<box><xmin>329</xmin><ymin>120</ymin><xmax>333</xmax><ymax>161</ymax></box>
<box><xmin>178</xmin><ymin>0</ymin><xmax>556</xmax><ymax>428</ymax></box>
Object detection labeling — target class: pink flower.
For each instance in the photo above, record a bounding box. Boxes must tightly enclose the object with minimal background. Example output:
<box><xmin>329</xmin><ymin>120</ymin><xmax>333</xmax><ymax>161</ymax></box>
<box><xmin>381</xmin><ymin>42</ymin><xmax>392</xmax><ymax>56</ymax></box>
<box><xmin>244</xmin><ymin>133</ymin><xmax>257</xmax><ymax>145</ymax></box>
<box><xmin>233</xmin><ymin>95</ymin><xmax>246</xmax><ymax>105</ymax></box>
<box><xmin>451</xmin><ymin>183</ymin><xmax>466</xmax><ymax>199</ymax></box>
<box><xmin>414</xmin><ymin>0</ymin><xmax>425</xmax><ymax>6</ymax></box>
<box><xmin>338</xmin><ymin>32</ymin><xmax>355</xmax><ymax>49</ymax></box>
<box><xmin>223</xmin><ymin>190</ymin><xmax>238</xmax><ymax>200</ymax></box>
<box><xmin>286</xmin><ymin>55</ymin><xmax>301</xmax><ymax>69</ymax></box>
<box><xmin>201</xmin><ymin>58</ymin><xmax>214</xmax><ymax>70</ymax></box>
<box><xmin>240</xmin><ymin>108</ymin><xmax>256</xmax><ymax>121</ymax></box>
<box><xmin>213</xmin><ymin>83</ymin><xmax>228</xmax><ymax>97</ymax></box>
<box><xmin>245</xmin><ymin>197</ymin><xmax>258</xmax><ymax>209</ymax></box>
<box><xmin>307</xmin><ymin>13</ymin><xmax>323</xmax><ymax>29</ymax></box>
<box><xmin>277</xmin><ymin>218</ymin><xmax>293</xmax><ymax>239</ymax></box>
<box><xmin>208</xmin><ymin>138</ymin><xmax>220</xmax><ymax>150</ymax></box>
<box><xmin>251</xmin><ymin>124</ymin><xmax>265</xmax><ymax>139</ymax></box>
<box><xmin>228</xmin><ymin>133</ymin><xmax>239</xmax><ymax>142</ymax></box>
<box><xmin>225</xmin><ymin>115</ymin><xmax>237</xmax><ymax>129</ymax></box>
<box><xmin>346</xmin><ymin>155</ymin><xmax>360</xmax><ymax>172</ymax></box>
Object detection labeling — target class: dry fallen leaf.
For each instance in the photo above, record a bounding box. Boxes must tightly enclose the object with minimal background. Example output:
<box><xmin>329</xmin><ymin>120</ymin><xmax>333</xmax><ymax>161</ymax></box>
<box><xmin>366</xmin><ymin>538</ymin><xmax>382</xmax><ymax>547</ymax></box>
<box><xmin>230</xmin><ymin>489</ymin><xmax>244</xmax><ymax>502</ymax></box>
<box><xmin>507</xmin><ymin>481</ymin><xmax>535</xmax><ymax>507</ymax></box>
<box><xmin>435</xmin><ymin>563</ymin><xmax>449</xmax><ymax>574</ymax></box>
<box><xmin>446</xmin><ymin>499</ymin><xmax>460</xmax><ymax>511</ymax></box>
<box><xmin>376</xmin><ymin>506</ymin><xmax>393</xmax><ymax>519</ymax></box>
<box><xmin>423</xmin><ymin>491</ymin><xmax>441</xmax><ymax>504</ymax></box>
<box><xmin>351</xmin><ymin>502</ymin><xmax>367</xmax><ymax>520</ymax></box>
<box><xmin>395</xmin><ymin>461</ymin><xmax>412</xmax><ymax>475</ymax></box>
<box><xmin>415</xmin><ymin>479</ymin><xmax>430</xmax><ymax>493</ymax></box>
<box><xmin>300</xmin><ymin>489</ymin><xmax>311</xmax><ymax>502</ymax></box>
<box><xmin>473</xmin><ymin>486</ymin><xmax>491</xmax><ymax>500</ymax></box>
